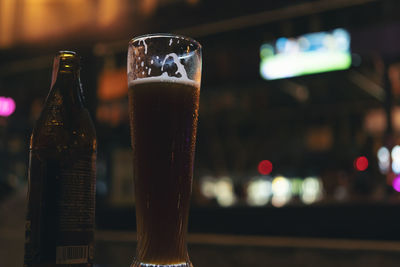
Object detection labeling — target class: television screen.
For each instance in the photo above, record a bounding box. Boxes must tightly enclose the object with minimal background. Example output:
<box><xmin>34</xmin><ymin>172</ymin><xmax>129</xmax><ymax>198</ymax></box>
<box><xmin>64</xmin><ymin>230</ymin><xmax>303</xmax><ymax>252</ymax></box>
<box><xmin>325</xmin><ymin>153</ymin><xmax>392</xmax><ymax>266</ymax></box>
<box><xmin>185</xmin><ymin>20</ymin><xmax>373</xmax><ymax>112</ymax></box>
<box><xmin>260</xmin><ymin>28</ymin><xmax>352</xmax><ymax>80</ymax></box>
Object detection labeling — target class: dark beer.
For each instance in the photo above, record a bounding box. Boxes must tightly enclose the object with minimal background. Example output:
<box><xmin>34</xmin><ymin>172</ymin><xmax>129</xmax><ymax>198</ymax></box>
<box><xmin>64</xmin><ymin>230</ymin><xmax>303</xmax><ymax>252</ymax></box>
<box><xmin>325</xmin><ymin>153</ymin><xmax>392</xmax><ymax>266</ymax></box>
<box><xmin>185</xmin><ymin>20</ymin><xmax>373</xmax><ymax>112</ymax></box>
<box><xmin>24</xmin><ymin>51</ymin><xmax>97</xmax><ymax>267</ymax></box>
<box><xmin>128</xmin><ymin>78</ymin><xmax>200</xmax><ymax>265</ymax></box>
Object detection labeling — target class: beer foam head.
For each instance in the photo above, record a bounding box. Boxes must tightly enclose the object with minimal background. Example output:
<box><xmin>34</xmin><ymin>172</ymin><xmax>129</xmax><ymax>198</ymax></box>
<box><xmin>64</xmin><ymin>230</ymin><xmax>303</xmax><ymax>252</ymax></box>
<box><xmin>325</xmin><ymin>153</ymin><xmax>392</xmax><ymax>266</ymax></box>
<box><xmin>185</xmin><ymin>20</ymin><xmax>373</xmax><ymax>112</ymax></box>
<box><xmin>129</xmin><ymin>72</ymin><xmax>200</xmax><ymax>88</ymax></box>
<box><xmin>128</xmin><ymin>34</ymin><xmax>201</xmax><ymax>88</ymax></box>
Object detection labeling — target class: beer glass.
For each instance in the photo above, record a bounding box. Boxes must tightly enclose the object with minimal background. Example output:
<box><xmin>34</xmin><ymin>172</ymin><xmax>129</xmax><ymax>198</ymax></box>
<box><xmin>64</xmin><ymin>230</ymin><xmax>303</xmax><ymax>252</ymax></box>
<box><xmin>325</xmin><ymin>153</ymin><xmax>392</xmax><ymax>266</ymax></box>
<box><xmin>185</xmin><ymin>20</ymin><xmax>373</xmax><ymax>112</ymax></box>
<box><xmin>127</xmin><ymin>34</ymin><xmax>201</xmax><ymax>267</ymax></box>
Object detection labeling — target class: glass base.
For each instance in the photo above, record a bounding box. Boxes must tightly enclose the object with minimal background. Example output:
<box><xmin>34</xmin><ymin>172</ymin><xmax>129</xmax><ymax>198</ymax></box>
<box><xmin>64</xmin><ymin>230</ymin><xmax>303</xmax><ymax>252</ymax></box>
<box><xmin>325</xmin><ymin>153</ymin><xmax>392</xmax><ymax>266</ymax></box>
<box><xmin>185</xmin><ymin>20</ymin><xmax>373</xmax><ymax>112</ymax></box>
<box><xmin>130</xmin><ymin>259</ymin><xmax>193</xmax><ymax>267</ymax></box>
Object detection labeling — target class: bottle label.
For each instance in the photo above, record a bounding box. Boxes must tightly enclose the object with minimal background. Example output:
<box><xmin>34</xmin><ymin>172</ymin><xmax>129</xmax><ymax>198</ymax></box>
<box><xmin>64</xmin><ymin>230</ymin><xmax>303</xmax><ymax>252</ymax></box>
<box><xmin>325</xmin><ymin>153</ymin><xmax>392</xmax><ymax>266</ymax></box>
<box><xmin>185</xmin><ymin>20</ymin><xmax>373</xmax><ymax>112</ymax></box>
<box><xmin>24</xmin><ymin>149</ymin><xmax>96</xmax><ymax>265</ymax></box>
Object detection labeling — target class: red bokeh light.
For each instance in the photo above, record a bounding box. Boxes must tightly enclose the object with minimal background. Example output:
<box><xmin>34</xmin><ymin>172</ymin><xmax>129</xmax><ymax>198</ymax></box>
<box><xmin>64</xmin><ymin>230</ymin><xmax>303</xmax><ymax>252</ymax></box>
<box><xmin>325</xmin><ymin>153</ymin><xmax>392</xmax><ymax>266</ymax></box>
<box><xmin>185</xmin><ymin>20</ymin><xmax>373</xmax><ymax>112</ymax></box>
<box><xmin>258</xmin><ymin>160</ymin><xmax>273</xmax><ymax>175</ymax></box>
<box><xmin>354</xmin><ymin>156</ymin><xmax>368</xmax><ymax>171</ymax></box>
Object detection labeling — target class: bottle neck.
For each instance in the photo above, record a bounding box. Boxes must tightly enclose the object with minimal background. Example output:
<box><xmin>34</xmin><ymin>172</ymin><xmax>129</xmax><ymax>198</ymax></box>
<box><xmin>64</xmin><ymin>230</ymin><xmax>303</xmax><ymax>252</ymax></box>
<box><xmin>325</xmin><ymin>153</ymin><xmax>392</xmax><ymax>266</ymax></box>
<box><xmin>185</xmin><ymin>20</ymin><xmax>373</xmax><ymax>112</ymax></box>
<box><xmin>48</xmin><ymin>53</ymin><xmax>84</xmax><ymax>108</ymax></box>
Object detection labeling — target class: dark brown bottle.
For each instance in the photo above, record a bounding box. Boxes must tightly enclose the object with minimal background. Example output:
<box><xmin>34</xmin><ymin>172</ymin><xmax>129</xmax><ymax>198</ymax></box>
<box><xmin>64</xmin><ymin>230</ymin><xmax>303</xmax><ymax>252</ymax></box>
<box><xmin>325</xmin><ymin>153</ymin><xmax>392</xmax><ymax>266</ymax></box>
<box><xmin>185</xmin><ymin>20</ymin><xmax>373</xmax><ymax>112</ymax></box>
<box><xmin>24</xmin><ymin>51</ymin><xmax>97</xmax><ymax>267</ymax></box>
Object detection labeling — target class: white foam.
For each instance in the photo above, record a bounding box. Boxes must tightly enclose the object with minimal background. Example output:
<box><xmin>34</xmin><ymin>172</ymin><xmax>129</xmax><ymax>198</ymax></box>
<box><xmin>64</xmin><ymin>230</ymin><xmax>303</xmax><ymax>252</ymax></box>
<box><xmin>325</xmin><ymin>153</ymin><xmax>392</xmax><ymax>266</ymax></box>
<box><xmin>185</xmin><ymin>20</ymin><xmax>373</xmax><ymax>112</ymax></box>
<box><xmin>129</xmin><ymin>72</ymin><xmax>200</xmax><ymax>88</ymax></box>
<box><xmin>137</xmin><ymin>40</ymin><xmax>148</xmax><ymax>54</ymax></box>
<box><xmin>143</xmin><ymin>39</ymin><xmax>148</xmax><ymax>54</ymax></box>
<box><xmin>161</xmin><ymin>53</ymin><xmax>188</xmax><ymax>80</ymax></box>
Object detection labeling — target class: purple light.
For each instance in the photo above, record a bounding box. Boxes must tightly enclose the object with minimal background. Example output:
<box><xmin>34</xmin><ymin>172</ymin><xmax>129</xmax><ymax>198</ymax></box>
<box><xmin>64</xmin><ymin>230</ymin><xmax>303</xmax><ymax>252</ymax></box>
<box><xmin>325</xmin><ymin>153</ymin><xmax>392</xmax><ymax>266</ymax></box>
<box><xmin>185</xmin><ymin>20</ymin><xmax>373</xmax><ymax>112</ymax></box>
<box><xmin>393</xmin><ymin>176</ymin><xmax>400</xmax><ymax>192</ymax></box>
<box><xmin>0</xmin><ymin>97</ymin><xmax>16</xmax><ymax>117</ymax></box>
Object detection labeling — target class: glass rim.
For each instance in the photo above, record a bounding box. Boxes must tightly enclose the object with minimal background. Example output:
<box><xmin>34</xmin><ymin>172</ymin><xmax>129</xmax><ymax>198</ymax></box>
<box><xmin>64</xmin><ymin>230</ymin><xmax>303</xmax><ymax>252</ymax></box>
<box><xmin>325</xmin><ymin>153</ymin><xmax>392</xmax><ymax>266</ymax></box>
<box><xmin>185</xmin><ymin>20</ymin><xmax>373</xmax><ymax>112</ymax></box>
<box><xmin>129</xmin><ymin>33</ymin><xmax>202</xmax><ymax>50</ymax></box>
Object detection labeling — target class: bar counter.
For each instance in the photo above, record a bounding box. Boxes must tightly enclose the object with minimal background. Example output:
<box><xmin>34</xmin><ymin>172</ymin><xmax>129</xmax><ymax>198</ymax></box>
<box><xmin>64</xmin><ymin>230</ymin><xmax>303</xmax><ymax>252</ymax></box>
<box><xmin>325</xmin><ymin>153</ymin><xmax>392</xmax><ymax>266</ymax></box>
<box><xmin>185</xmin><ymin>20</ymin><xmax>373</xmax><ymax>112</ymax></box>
<box><xmin>95</xmin><ymin>231</ymin><xmax>400</xmax><ymax>267</ymax></box>
<box><xmin>3</xmin><ymin>190</ymin><xmax>400</xmax><ymax>267</ymax></box>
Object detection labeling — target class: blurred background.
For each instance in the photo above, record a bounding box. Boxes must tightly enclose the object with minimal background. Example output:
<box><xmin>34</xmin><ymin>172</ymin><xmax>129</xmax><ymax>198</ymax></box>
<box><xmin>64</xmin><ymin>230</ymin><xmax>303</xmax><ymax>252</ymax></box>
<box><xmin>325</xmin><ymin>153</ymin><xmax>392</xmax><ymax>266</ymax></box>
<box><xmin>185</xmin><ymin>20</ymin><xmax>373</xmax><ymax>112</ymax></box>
<box><xmin>2</xmin><ymin>0</ymin><xmax>400</xmax><ymax>266</ymax></box>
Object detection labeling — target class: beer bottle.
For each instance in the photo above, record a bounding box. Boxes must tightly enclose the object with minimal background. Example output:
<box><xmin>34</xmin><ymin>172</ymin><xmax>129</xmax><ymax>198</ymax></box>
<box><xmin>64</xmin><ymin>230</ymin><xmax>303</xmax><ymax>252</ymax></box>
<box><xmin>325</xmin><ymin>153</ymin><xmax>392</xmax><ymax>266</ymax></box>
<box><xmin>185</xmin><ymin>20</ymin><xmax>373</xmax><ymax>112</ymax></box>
<box><xmin>24</xmin><ymin>51</ymin><xmax>97</xmax><ymax>267</ymax></box>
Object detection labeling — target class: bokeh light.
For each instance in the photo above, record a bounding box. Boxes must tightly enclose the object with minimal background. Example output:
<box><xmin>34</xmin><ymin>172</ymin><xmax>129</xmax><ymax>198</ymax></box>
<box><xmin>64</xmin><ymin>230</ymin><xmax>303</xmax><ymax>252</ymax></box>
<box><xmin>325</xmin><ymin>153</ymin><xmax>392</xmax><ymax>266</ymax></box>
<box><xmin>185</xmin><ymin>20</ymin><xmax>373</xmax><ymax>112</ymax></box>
<box><xmin>391</xmin><ymin>146</ymin><xmax>400</xmax><ymax>174</ymax></box>
<box><xmin>354</xmin><ymin>156</ymin><xmax>368</xmax><ymax>171</ymax></box>
<box><xmin>291</xmin><ymin>178</ymin><xmax>303</xmax><ymax>195</ymax></box>
<box><xmin>0</xmin><ymin>96</ymin><xmax>16</xmax><ymax>117</ymax></box>
<box><xmin>200</xmin><ymin>176</ymin><xmax>237</xmax><ymax>207</ymax></box>
<box><xmin>215</xmin><ymin>176</ymin><xmax>237</xmax><ymax>207</ymax></box>
<box><xmin>392</xmin><ymin>145</ymin><xmax>400</xmax><ymax>161</ymax></box>
<box><xmin>200</xmin><ymin>176</ymin><xmax>216</xmax><ymax>199</ymax></box>
<box><xmin>301</xmin><ymin>177</ymin><xmax>322</xmax><ymax>204</ymax></box>
<box><xmin>378</xmin><ymin>147</ymin><xmax>390</xmax><ymax>162</ymax></box>
<box><xmin>377</xmin><ymin>146</ymin><xmax>390</xmax><ymax>174</ymax></box>
<box><xmin>246</xmin><ymin>177</ymin><xmax>272</xmax><ymax>206</ymax></box>
<box><xmin>271</xmin><ymin>195</ymin><xmax>290</xmax><ymax>208</ymax></box>
<box><xmin>272</xmin><ymin>176</ymin><xmax>291</xmax><ymax>196</ymax></box>
<box><xmin>393</xmin><ymin>175</ymin><xmax>400</xmax><ymax>192</ymax></box>
<box><xmin>271</xmin><ymin>176</ymin><xmax>292</xmax><ymax>207</ymax></box>
<box><xmin>392</xmin><ymin>161</ymin><xmax>400</xmax><ymax>174</ymax></box>
<box><xmin>258</xmin><ymin>160</ymin><xmax>273</xmax><ymax>175</ymax></box>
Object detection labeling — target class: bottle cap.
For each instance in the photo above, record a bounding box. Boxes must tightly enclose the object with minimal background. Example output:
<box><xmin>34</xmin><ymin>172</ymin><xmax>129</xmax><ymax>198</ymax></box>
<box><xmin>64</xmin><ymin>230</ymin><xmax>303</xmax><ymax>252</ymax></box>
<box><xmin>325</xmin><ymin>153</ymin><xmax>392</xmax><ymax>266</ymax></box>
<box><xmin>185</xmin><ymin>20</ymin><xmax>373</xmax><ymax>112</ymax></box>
<box><xmin>57</xmin><ymin>51</ymin><xmax>80</xmax><ymax>72</ymax></box>
<box><xmin>51</xmin><ymin>51</ymin><xmax>80</xmax><ymax>87</ymax></box>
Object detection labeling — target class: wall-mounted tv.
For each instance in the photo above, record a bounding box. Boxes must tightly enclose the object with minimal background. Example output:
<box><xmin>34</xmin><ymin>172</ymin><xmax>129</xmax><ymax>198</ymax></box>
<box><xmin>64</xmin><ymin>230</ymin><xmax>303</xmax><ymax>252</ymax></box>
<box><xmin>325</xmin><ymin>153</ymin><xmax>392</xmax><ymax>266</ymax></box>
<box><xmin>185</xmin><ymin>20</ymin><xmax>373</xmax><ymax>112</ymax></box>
<box><xmin>260</xmin><ymin>28</ymin><xmax>351</xmax><ymax>80</ymax></box>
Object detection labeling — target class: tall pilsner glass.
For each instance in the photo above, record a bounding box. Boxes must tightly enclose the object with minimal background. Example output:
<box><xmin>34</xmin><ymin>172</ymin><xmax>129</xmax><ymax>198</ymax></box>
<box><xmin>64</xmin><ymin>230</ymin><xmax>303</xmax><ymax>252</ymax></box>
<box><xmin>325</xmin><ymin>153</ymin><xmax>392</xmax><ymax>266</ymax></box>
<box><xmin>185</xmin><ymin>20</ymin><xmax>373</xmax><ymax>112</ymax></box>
<box><xmin>127</xmin><ymin>34</ymin><xmax>201</xmax><ymax>267</ymax></box>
